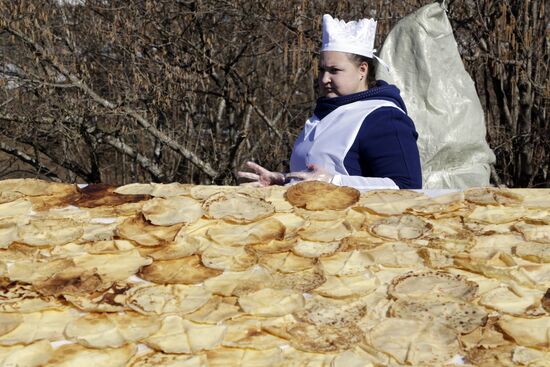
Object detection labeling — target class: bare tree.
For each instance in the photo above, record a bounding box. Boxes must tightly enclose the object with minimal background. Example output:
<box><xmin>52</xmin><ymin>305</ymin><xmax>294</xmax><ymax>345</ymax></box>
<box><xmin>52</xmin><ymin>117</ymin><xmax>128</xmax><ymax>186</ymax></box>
<box><xmin>0</xmin><ymin>0</ymin><xmax>548</xmax><ymax>187</ymax></box>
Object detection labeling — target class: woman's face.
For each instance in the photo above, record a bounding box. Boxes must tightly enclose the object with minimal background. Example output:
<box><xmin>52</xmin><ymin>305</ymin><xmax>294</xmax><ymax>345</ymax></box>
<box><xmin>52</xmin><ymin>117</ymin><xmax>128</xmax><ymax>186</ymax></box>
<box><xmin>318</xmin><ymin>51</ymin><xmax>368</xmax><ymax>98</ymax></box>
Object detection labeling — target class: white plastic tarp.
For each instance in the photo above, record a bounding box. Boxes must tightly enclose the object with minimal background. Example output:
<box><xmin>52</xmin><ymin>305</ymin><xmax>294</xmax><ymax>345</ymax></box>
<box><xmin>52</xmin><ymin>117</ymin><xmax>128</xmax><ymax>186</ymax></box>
<box><xmin>376</xmin><ymin>2</ymin><xmax>496</xmax><ymax>189</ymax></box>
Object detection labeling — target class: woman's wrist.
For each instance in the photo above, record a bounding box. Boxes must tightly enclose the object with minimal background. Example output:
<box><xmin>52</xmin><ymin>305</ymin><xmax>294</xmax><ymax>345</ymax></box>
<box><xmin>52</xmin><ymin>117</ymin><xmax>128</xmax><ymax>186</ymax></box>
<box><xmin>273</xmin><ymin>172</ymin><xmax>286</xmax><ymax>185</ymax></box>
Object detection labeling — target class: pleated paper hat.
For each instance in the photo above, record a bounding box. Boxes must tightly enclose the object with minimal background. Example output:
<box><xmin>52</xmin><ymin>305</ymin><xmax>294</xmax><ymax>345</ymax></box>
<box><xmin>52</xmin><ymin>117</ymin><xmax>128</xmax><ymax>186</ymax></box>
<box><xmin>321</xmin><ymin>14</ymin><xmax>377</xmax><ymax>58</ymax></box>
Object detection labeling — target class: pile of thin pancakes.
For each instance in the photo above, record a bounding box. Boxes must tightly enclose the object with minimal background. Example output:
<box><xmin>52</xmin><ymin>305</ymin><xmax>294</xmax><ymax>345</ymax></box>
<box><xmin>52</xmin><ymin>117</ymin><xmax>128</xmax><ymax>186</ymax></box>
<box><xmin>0</xmin><ymin>178</ymin><xmax>549</xmax><ymax>366</ymax></box>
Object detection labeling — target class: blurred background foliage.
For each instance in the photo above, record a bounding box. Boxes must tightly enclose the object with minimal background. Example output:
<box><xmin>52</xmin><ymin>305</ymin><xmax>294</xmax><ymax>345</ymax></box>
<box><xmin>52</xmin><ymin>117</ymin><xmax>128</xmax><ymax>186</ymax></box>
<box><xmin>0</xmin><ymin>0</ymin><xmax>548</xmax><ymax>187</ymax></box>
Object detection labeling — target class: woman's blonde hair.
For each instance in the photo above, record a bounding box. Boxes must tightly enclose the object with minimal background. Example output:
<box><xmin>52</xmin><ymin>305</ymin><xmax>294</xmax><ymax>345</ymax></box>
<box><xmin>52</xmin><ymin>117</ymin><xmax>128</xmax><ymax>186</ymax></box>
<box><xmin>347</xmin><ymin>53</ymin><xmax>377</xmax><ymax>88</ymax></box>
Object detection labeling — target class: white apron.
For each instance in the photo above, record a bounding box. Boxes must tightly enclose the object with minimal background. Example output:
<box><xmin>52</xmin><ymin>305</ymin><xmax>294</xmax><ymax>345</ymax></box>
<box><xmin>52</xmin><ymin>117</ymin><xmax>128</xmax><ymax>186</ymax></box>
<box><xmin>289</xmin><ymin>99</ymin><xmax>404</xmax><ymax>190</ymax></box>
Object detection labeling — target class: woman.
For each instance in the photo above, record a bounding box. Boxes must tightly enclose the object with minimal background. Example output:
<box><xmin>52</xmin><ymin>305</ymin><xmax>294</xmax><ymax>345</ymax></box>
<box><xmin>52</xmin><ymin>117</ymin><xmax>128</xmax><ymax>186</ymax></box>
<box><xmin>238</xmin><ymin>14</ymin><xmax>422</xmax><ymax>190</ymax></box>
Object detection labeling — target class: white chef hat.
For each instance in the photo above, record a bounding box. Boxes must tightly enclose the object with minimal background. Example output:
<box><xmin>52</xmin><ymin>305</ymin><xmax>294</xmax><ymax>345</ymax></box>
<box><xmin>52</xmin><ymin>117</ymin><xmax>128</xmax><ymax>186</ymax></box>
<box><xmin>321</xmin><ymin>14</ymin><xmax>377</xmax><ymax>58</ymax></box>
<box><xmin>321</xmin><ymin>14</ymin><xmax>389</xmax><ymax>71</ymax></box>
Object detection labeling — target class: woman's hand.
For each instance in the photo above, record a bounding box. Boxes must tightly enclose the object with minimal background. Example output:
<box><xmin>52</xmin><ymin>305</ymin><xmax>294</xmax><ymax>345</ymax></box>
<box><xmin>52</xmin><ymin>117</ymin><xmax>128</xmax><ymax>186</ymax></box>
<box><xmin>237</xmin><ymin>161</ymin><xmax>285</xmax><ymax>187</ymax></box>
<box><xmin>286</xmin><ymin>164</ymin><xmax>333</xmax><ymax>183</ymax></box>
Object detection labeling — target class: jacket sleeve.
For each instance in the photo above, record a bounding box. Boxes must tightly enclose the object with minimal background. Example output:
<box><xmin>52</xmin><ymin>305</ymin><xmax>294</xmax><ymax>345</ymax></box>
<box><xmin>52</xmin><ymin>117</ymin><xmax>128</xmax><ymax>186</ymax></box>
<box><xmin>330</xmin><ymin>174</ymin><xmax>399</xmax><ymax>190</ymax></box>
<box><xmin>332</xmin><ymin>106</ymin><xmax>422</xmax><ymax>190</ymax></box>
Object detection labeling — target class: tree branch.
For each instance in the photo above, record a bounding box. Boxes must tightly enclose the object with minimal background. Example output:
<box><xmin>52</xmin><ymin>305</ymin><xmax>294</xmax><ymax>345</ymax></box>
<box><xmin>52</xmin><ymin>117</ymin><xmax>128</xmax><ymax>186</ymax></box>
<box><xmin>101</xmin><ymin>134</ymin><xmax>167</xmax><ymax>182</ymax></box>
<box><xmin>3</xmin><ymin>24</ymin><xmax>219</xmax><ymax>180</ymax></box>
<box><xmin>248</xmin><ymin>101</ymin><xmax>284</xmax><ymax>140</ymax></box>
<box><xmin>0</xmin><ymin>114</ymin><xmax>167</xmax><ymax>182</ymax></box>
<box><xmin>0</xmin><ymin>141</ymin><xmax>62</xmax><ymax>181</ymax></box>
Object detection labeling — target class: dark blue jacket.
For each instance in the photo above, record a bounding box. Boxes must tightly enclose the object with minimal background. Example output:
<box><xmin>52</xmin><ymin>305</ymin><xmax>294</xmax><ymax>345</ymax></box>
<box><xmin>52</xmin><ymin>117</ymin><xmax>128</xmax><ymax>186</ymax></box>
<box><xmin>313</xmin><ymin>81</ymin><xmax>422</xmax><ymax>189</ymax></box>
